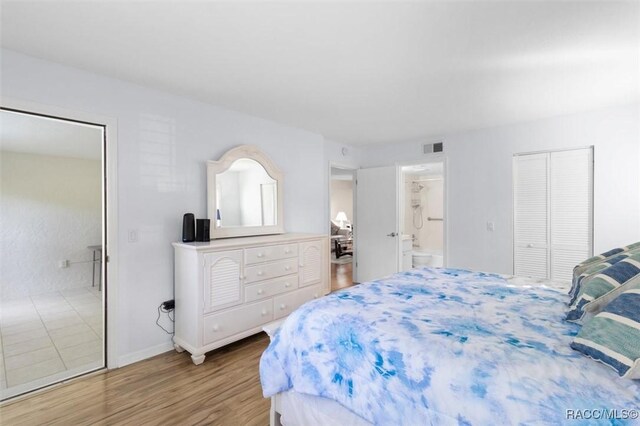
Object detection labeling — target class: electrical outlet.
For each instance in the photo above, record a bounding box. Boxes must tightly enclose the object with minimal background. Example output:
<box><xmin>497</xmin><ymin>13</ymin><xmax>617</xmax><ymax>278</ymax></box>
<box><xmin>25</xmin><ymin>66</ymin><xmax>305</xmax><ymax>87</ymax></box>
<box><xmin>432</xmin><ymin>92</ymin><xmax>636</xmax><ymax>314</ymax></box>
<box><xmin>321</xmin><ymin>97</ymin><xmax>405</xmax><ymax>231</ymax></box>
<box><xmin>58</xmin><ymin>260</ymin><xmax>69</xmax><ymax>268</ymax></box>
<box><xmin>486</xmin><ymin>221</ymin><xmax>495</xmax><ymax>232</ymax></box>
<box><xmin>161</xmin><ymin>299</ymin><xmax>175</xmax><ymax>310</ymax></box>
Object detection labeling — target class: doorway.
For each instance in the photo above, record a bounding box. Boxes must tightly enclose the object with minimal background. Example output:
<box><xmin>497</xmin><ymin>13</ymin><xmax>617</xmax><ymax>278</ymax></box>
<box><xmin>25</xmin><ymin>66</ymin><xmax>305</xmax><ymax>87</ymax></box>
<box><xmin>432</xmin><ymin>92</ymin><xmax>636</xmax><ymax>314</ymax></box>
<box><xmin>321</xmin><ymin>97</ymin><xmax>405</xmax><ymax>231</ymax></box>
<box><xmin>354</xmin><ymin>159</ymin><xmax>447</xmax><ymax>283</ymax></box>
<box><xmin>0</xmin><ymin>108</ymin><xmax>107</xmax><ymax>400</ymax></box>
<box><xmin>329</xmin><ymin>165</ymin><xmax>356</xmax><ymax>291</ymax></box>
<box><xmin>399</xmin><ymin>162</ymin><xmax>445</xmax><ymax>271</ymax></box>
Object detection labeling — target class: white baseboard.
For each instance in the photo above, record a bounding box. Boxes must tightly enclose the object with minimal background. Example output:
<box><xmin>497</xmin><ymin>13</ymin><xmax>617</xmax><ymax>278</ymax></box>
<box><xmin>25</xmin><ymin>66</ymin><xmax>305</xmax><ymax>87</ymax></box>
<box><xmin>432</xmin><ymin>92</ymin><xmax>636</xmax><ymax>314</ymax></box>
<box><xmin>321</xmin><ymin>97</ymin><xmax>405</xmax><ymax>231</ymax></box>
<box><xmin>117</xmin><ymin>341</ymin><xmax>174</xmax><ymax>367</ymax></box>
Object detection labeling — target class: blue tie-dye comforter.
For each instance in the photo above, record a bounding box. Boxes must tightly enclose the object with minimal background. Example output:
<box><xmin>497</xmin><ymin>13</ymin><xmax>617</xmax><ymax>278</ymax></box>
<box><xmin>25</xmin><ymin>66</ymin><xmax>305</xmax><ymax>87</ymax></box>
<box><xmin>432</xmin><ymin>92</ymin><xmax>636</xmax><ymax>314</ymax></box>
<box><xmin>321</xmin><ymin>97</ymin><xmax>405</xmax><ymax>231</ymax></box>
<box><xmin>260</xmin><ymin>268</ymin><xmax>640</xmax><ymax>425</ymax></box>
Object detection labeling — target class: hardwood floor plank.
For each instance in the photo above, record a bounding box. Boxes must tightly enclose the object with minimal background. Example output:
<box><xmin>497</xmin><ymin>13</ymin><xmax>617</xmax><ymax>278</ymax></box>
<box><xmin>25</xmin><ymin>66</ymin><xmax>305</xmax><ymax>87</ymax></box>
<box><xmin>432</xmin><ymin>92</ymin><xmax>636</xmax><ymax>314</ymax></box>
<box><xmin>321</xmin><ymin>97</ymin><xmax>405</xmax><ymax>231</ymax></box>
<box><xmin>331</xmin><ymin>261</ymin><xmax>354</xmax><ymax>291</ymax></box>
<box><xmin>1</xmin><ymin>275</ymin><xmax>356</xmax><ymax>425</ymax></box>
<box><xmin>1</xmin><ymin>333</ymin><xmax>270</xmax><ymax>426</ymax></box>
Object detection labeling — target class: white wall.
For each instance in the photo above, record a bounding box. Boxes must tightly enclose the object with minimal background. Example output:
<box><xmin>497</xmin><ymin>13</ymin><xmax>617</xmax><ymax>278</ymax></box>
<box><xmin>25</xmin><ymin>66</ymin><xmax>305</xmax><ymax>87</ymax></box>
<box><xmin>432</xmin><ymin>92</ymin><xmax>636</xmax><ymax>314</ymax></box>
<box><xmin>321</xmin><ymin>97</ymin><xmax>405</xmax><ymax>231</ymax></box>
<box><xmin>0</xmin><ymin>49</ymin><xmax>363</xmax><ymax>364</ymax></box>
<box><xmin>363</xmin><ymin>103</ymin><xmax>640</xmax><ymax>274</ymax></box>
<box><xmin>0</xmin><ymin>151</ymin><xmax>102</xmax><ymax>299</ymax></box>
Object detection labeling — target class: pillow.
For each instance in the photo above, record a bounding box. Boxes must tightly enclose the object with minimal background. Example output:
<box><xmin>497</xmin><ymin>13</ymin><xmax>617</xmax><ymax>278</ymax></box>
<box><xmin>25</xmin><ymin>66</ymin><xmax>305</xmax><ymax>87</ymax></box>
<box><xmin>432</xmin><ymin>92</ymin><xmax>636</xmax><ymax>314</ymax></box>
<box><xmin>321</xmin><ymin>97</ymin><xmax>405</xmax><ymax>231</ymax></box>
<box><xmin>582</xmin><ymin>274</ymin><xmax>640</xmax><ymax>322</ymax></box>
<box><xmin>570</xmin><ymin>288</ymin><xmax>640</xmax><ymax>379</ymax></box>
<box><xmin>570</xmin><ymin>242</ymin><xmax>640</xmax><ymax>295</ymax></box>
<box><xmin>569</xmin><ymin>252</ymin><xmax>635</xmax><ymax>304</ymax></box>
<box><xmin>566</xmin><ymin>253</ymin><xmax>640</xmax><ymax>323</ymax></box>
<box><xmin>330</xmin><ymin>221</ymin><xmax>341</xmax><ymax>235</ymax></box>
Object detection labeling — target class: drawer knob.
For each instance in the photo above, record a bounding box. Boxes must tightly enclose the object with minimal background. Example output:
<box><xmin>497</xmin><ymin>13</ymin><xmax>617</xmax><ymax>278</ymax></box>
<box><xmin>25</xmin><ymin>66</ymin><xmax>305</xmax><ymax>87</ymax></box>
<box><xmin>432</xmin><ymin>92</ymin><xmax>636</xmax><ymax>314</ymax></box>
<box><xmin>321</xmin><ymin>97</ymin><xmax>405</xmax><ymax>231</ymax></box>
<box><xmin>285</xmin><ymin>266</ymin><xmax>291</xmax><ymax>271</ymax></box>
<box><xmin>261</xmin><ymin>309</ymin><xmax>268</xmax><ymax>316</ymax></box>
<box><xmin>284</xmin><ymin>249</ymin><xmax>291</xmax><ymax>254</ymax></box>
<box><xmin>257</xmin><ymin>271</ymin><xmax>264</xmax><ymax>276</ymax></box>
<box><xmin>258</xmin><ymin>289</ymin><xmax>264</xmax><ymax>295</ymax></box>
<box><xmin>285</xmin><ymin>282</ymin><xmax>291</xmax><ymax>288</ymax></box>
<box><xmin>279</xmin><ymin>304</ymin><xmax>287</xmax><ymax>310</ymax></box>
<box><xmin>299</xmin><ymin>264</ymin><xmax>304</xmax><ymax>268</ymax></box>
<box><xmin>257</xmin><ymin>253</ymin><xmax>264</xmax><ymax>258</ymax></box>
<box><xmin>314</xmin><ymin>293</ymin><xmax>319</xmax><ymax>298</ymax></box>
<box><xmin>212</xmin><ymin>324</ymin><xmax>220</xmax><ymax>332</ymax></box>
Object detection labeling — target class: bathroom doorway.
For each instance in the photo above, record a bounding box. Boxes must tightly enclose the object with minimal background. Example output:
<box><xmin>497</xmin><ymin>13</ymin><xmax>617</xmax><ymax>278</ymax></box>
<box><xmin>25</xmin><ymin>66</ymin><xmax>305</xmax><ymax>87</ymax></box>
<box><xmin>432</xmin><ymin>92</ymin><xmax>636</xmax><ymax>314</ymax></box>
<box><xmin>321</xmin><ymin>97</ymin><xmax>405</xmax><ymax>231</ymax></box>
<box><xmin>399</xmin><ymin>161</ymin><xmax>446</xmax><ymax>271</ymax></box>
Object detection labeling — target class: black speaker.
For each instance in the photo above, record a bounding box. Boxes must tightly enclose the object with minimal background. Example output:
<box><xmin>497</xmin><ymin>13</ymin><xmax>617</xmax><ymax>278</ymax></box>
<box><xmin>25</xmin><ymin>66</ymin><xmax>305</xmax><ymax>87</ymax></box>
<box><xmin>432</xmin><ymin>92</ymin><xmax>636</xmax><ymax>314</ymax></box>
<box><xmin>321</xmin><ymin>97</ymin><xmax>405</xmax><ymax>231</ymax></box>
<box><xmin>196</xmin><ymin>218</ymin><xmax>210</xmax><ymax>242</ymax></box>
<box><xmin>182</xmin><ymin>213</ymin><xmax>195</xmax><ymax>242</ymax></box>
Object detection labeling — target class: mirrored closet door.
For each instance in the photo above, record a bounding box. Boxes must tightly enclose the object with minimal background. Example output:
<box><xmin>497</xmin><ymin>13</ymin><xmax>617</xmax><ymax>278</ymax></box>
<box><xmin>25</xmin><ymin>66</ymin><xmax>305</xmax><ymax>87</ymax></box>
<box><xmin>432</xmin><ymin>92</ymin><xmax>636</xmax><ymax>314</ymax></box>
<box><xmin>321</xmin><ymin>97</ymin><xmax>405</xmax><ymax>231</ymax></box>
<box><xmin>0</xmin><ymin>108</ymin><xmax>106</xmax><ymax>400</ymax></box>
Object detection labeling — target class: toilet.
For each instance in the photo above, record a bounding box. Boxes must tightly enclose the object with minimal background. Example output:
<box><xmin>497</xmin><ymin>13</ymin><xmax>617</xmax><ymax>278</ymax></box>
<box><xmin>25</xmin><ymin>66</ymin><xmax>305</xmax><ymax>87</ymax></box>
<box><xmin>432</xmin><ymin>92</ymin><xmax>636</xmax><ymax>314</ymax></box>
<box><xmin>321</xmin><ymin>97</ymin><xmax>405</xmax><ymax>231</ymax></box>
<box><xmin>412</xmin><ymin>250</ymin><xmax>444</xmax><ymax>268</ymax></box>
<box><xmin>412</xmin><ymin>251</ymin><xmax>432</xmax><ymax>267</ymax></box>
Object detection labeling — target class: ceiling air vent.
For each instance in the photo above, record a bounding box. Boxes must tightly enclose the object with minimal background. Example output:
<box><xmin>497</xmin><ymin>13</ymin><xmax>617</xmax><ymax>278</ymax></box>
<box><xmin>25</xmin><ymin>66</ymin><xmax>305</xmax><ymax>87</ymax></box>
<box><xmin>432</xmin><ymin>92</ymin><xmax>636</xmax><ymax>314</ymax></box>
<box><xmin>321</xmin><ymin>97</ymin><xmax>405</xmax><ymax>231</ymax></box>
<box><xmin>423</xmin><ymin>141</ymin><xmax>444</xmax><ymax>154</ymax></box>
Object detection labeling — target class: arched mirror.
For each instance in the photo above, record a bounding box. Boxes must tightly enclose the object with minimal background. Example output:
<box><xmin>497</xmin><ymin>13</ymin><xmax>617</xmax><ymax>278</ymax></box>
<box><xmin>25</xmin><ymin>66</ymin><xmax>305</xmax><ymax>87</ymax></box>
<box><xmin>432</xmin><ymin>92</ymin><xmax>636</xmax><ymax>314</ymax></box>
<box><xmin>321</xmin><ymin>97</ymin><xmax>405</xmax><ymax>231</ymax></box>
<box><xmin>207</xmin><ymin>145</ymin><xmax>284</xmax><ymax>238</ymax></box>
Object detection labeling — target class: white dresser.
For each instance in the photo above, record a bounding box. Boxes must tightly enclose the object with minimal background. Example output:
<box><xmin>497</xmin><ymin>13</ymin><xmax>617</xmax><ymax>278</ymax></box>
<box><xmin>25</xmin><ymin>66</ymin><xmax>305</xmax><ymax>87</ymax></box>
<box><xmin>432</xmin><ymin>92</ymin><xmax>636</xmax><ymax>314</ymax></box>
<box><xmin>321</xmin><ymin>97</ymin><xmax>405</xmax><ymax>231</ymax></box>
<box><xmin>172</xmin><ymin>233</ymin><xmax>329</xmax><ymax>364</ymax></box>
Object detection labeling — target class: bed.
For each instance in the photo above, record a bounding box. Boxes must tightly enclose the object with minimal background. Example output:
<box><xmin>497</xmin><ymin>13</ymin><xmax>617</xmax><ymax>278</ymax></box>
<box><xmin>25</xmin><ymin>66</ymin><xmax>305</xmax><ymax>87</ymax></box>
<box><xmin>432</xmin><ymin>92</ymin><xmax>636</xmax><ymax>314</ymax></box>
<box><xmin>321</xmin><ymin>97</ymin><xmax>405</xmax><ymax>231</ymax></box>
<box><xmin>259</xmin><ymin>267</ymin><xmax>640</xmax><ymax>425</ymax></box>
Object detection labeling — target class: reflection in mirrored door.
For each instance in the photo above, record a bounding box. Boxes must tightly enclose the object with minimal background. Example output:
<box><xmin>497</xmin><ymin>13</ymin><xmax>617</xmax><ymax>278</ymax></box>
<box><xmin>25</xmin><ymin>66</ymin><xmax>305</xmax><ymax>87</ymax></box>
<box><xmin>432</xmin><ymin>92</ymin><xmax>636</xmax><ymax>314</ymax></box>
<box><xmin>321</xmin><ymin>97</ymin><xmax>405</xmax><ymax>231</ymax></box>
<box><xmin>0</xmin><ymin>109</ymin><xmax>106</xmax><ymax>400</ymax></box>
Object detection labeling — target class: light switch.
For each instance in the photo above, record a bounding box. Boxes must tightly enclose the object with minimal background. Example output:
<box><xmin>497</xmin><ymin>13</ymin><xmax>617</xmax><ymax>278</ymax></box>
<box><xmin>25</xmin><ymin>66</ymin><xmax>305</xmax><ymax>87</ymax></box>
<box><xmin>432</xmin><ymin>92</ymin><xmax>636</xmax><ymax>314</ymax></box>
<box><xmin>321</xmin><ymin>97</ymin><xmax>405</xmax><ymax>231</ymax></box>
<box><xmin>486</xmin><ymin>221</ymin><xmax>495</xmax><ymax>232</ymax></box>
<box><xmin>128</xmin><ymin>229</ymin><xmax>139</xmax><ymax>243</ymax></box>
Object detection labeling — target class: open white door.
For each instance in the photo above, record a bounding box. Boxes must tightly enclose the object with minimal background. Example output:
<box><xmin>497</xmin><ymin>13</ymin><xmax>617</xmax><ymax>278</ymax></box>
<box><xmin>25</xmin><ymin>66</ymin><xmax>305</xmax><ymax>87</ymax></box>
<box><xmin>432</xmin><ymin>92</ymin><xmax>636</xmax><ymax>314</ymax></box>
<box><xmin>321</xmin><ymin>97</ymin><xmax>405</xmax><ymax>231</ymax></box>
<box><xmin>355</xmin><ymin>166</ymin><xmax>398</xmax><ymax>283</ymax></box>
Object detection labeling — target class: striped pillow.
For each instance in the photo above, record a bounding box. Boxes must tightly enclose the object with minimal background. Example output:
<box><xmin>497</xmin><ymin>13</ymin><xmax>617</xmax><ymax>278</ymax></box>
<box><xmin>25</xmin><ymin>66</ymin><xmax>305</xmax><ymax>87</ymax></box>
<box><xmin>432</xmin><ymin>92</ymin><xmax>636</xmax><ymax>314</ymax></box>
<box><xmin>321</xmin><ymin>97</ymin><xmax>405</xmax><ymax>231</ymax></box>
<box><xmin>571</xmin><ymin>288</ymin><xmax>640</xmax><ymax>379</ymax></box>
<box><xmin>566</xmin><ymin>253</ymin><xmax>640</xmax><ymax>323</ymax></box>
<box><xmin>582</xmin><ymin>274</ymin><xmax>640</xmax><ymax>321</ymax></box>
<box><xmin>568</xmin><ymin>253</ymin><xmax>634</xmax><ymax>304</ymax></box>
<box><xmin>570</xmin><ymin>242</ymin><xmax>640</xmax><ymax>296</ymax></box>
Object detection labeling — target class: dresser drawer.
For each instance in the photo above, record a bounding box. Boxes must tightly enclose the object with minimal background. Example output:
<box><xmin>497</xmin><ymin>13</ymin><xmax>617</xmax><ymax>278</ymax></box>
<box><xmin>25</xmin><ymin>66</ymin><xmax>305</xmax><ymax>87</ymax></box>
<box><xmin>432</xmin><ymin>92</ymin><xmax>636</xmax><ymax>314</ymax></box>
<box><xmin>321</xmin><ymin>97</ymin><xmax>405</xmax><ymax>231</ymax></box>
<box><xmin>244</xmin><ymin>258</ymin><xmax>298</xmax><ymax>283</ymax></box>
<box><xmin>203</xmin><ymin>299</ymin><xmax>273</xmax><ymax>344</ymax></box>
<box><xmin>245</xmin><ymin>275</ymin><xmax>298</xmax><ymax>303</ymax></box>
<box><xmin>245</xmin><ymin>243</ymin><xmax>299</xmax><ymax>265</ymax></box>
<box><xmin>273</xmin><ymin>284</ymin><xmax>323</xmax><ymax>320</ymax></box>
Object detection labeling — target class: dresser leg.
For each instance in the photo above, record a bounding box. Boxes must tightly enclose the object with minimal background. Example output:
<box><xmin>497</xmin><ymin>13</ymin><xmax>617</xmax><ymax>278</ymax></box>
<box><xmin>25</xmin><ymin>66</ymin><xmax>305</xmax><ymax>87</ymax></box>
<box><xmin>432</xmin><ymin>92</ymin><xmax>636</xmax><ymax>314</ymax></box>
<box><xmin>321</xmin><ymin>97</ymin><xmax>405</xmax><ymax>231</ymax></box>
<box><xmin>191</xmin><ymin>354</ymin><xmax>206</xmax><ymax>365</ymax></box>
<box><xmin>173</xmin><ymin>343</ymin><xmax>185</xmax><ymax>353</ymax></box>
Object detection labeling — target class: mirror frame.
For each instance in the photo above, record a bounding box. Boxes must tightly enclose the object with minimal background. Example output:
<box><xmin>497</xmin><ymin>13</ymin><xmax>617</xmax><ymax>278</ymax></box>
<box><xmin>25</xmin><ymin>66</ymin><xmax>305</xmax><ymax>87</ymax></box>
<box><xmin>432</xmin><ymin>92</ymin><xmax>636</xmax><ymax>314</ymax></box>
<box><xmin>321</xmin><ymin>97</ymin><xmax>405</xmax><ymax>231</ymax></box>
<box><xmin>207</xmin><ymin>145</ymin><xmax>284</xmax><ymax>239</ymax></box>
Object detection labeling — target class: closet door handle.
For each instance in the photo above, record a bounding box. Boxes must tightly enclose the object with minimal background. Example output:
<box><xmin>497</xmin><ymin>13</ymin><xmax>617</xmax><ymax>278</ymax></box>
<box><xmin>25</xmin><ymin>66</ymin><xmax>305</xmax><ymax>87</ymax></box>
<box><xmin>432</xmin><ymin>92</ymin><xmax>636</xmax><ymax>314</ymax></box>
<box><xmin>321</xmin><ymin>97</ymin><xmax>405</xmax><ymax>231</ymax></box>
<box><xmin>387</xmin><ymin>232</ymin><xmax>397</xmax><ymax>237</ymax></box>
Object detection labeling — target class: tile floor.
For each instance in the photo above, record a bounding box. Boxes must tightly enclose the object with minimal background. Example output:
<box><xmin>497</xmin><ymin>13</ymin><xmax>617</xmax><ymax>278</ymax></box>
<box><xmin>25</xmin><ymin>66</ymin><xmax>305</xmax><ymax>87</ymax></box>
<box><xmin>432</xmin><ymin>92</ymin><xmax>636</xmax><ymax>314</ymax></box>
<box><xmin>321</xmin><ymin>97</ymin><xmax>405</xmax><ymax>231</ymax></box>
<box><xmin>0</xmin><ymin>287</ymin><xmax>103</xmax><ymax>398</ymax></box>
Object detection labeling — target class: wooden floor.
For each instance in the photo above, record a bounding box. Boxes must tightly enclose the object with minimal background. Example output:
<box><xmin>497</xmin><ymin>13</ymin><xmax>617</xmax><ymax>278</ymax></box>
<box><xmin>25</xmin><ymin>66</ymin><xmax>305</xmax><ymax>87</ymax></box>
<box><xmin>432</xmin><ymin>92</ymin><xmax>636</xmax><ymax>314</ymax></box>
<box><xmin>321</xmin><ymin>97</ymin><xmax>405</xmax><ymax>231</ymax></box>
<box><xmin>331</xmin><ymin>261</ymin><xmax>354</xmax><ymax>291</ymax></box>
<box><xmin>0</xmin><ymin>333</ymin><xmax>271</xmax><ymax>425</ymax></box>
<box><xmin>1</xmin><ymin>263</ymin><xmax>357</xmax><ymax>425</ymax></box>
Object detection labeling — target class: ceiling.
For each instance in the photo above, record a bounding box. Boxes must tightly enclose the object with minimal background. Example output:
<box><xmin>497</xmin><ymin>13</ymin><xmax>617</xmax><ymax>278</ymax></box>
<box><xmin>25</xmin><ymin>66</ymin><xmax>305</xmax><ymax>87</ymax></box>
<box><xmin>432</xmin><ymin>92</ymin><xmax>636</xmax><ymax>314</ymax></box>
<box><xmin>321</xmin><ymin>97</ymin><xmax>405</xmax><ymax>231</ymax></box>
<box><xmin>1</xmin><ymin>1</ymin><xmax>638</xmax><ymax>145</ymax></box>
<box><xmin>0</xmin><ymin>110</ymin><xmax>103</xmax><ymax>159</ymax></box>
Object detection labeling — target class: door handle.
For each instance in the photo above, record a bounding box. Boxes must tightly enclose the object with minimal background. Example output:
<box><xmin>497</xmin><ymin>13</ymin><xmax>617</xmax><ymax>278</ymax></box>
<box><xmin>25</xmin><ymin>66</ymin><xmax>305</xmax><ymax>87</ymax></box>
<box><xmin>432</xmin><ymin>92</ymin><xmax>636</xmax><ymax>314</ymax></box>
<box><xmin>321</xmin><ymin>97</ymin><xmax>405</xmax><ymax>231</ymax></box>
<box><xmin>387</xmin><ymin>232</ymin><xmax>397</xmax><ymax>237</ymax></box>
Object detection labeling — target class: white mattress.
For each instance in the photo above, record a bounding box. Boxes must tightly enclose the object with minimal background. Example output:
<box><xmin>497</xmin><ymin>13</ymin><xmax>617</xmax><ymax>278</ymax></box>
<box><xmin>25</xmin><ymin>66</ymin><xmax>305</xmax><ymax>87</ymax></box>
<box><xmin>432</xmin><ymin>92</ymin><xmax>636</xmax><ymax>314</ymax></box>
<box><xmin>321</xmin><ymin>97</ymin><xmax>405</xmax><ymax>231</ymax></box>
<box><xmin>277</xmin><ymin>390</ymin><xmax>371</xmax><ymax>426</ymax></box>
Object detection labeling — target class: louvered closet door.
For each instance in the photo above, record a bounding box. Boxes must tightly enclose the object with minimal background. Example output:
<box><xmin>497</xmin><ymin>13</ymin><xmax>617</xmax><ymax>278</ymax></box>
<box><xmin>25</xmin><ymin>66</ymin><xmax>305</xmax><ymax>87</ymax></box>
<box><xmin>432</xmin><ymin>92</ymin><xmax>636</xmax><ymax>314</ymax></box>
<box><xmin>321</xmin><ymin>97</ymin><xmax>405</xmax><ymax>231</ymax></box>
<box><xmin>550</xmin><ymin>149</ymin><xmax>593</xmax><ymax>281</ymax></box>
<box><xmin>514</xmin><ymin>153</ymin><xmax>549</xmax><ymax>279</ymax></box>
<box><xmin>203</xmin><ymin>250</ymin><xmax>243</xmax><ymax>313</ymax></box>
